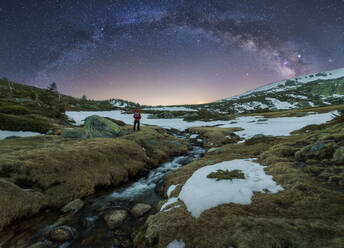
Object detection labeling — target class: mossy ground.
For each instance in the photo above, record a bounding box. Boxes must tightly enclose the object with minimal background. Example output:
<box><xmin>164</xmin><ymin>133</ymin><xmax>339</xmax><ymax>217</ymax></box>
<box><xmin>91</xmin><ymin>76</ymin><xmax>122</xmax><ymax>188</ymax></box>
<box><xmin>247</xmin><ymin>104</ymin><xmax>344</xmax><ymax>118</ymax></box>
<box><xmin>0</xmin><ymin>126</ymin><xmax>188</xmax><ymax>232</ymax></box>
<box><xmin>187</xmin><ymin>127</ymin><xmax>242</xmax><ymax>148</ymax></box>
<box><xmin>136</xmin><ymin>118</ymin><xmax>344</xmax><ymax>248</ymax></box>
<box><xmin>207</xmin><ymin>169</ymin><xmax>245</xmax><ymax>181</ymax></box>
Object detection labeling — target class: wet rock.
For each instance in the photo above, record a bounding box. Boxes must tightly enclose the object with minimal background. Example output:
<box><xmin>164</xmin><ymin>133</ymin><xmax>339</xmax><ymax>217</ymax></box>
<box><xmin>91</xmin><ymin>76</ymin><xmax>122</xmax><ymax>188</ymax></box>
<box><xmin>176</xmin><ymin>156</ymin><xmax>193</xmax><ymax>165</ymax></box>
<box><xmin>155</xmin><ymin>178</ymin><xmax>165</xmax><ymax>197</ymax></box>
<box><xmin>130</xmin><ymin>203</ymin><xmax>152</xmax><ymax>218</ymax></box>
<box><xmin>208</xmin><ymin>147</ymin><xmax>220</xmax><ymax>153</ymax></box>
<box><xmin>61</xmin><ymin>198</ymin><xmax>84</xmax><ymax>213</ymax></box>
<box><xmin>104</xmin><ymin>210</ymin><xmax>128</xmax><ymax>229</ymax></box>
<box><xmin>49</xmin><ymin>225</ymin><xmax>76</xmax><ymax>242</ymax></box>
<box><xmin>333</xmin><ymin>147</ymin><xmax>344</xmax><ymax>164</ymax></box>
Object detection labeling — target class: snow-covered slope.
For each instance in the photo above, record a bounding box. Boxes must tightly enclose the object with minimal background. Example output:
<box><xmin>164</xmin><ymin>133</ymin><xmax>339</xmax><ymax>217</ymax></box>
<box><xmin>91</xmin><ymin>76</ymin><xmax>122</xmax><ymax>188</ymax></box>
<box><xmin>201</xmin><ymin>68</ymin><xmax>344</xmax><ymax>113</ymax></box>
<box><xmin>226</xmin><ymin>68</ymin><xmax>344</xmax><ymax>101</ymax></box>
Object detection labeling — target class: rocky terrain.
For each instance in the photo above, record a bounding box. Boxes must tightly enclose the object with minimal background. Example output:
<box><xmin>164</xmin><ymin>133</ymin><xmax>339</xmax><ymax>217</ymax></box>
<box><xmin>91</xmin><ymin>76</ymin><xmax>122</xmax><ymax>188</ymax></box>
<box><xmin>0</xmin><ymin>69</ymin><xmax>343</xmax><ymax>248</ymax></box>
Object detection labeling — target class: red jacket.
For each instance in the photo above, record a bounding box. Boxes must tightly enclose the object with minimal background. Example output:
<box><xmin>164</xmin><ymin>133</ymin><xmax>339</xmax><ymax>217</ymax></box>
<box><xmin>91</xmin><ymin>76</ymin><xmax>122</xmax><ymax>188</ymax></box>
<box><xmin>133</xmin><ymin>111</ymin><xmax>141</xmax><ymax>121</ymax></box>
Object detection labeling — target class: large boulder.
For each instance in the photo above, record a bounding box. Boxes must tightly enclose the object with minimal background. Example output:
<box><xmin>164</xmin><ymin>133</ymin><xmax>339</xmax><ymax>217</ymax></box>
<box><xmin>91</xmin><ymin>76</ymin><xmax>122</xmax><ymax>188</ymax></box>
<box><xmin>83</xmin><ymin>115</ymin><xmax>121</xmax><ymax>138</ymax></box>
<box><xmin>104</xmin><ymin>210</ymin><xmax>128</xmax><ymax>229</ymax></box>
<box><xmin>130</xmin><ymin>203</ymin><xmax>152</xmax><ymax>218</ymax></box>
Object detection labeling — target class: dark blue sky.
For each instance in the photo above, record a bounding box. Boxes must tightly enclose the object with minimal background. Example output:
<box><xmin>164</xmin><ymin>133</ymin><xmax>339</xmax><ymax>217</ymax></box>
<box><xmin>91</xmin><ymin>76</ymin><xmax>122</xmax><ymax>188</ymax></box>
<box><xmin>1</xmin><ymin>0</ymin><xmax>343</xmax><ymax>105</ymax></box>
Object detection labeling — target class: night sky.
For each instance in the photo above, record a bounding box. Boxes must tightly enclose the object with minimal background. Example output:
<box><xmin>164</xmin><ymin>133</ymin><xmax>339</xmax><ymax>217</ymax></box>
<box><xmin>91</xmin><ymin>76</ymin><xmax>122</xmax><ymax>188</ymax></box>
<box><xmin>1</xmin><ymin>0</ymin><xmax>344</xmax><ymax>105</ymax></box>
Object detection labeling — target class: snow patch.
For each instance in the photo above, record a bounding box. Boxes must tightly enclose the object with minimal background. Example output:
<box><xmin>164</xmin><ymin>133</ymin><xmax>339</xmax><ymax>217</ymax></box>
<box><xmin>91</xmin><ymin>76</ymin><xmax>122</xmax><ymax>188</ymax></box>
<box><xmin>167</xmin><ymin>184</ymin><xmax>179</xmax><ymax>197</ymax></box>
<box><xmin>179</xmin><ymin>159</ymin><xmax>283</xmax><ymax>218</ymax></box>
<box><xmin>109</xmin><ymin>99</ymin><xmax>128</xmax><ymax>108</ymax></box>
<box><xmin>266</xmin><ymin>97</ymin><xmax>297</xmax><ymax>109</ymax></box>
<box><xmin>189</xmin><ymin>134</ymin><xmax>199</xmax><ymax>139</ymax></box>
<box><xmin>164</xmin><ymin>205</ymin><xmax>182</xmax><ymax>212</ymax></box>
<box><xmin>0</xmin><ymin>130</ymin><xmax>41</xmax><ymax>140</ymax></box>
<box><xmin>160</xmin><ymin>197</ymin><xmax>179</xmax><ymax>211</ymax></box>
<box><xmin>66</xmin><ymin>110</ymin><xmax>336</xmax><ymax>140</ymax></box>
<box><xmin>166</xmin><ymin>240</ymin><xmax>185</xmax><ymax>248</ymax></box>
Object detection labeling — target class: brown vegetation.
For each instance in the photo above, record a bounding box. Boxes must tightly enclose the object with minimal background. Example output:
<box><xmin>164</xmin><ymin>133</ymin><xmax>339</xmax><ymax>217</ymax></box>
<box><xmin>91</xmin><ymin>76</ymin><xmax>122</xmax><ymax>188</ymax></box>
<box><xmin>135</xmin><ymin>120</ymin><xmax>344</xmax><ymax>248</ymax></box>
<box><xmin>0</xmin><ymin>126</ymin><xmax>188</xmax><ymax>232</ymax></box>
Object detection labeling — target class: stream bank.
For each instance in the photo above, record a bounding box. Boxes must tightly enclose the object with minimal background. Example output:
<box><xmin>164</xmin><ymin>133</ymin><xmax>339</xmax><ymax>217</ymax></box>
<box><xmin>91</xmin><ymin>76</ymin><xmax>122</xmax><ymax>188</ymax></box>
<box><xmin>0</xmin><ymin>132</ymin><xmax>204</xmax><ymax>248</ymax></box>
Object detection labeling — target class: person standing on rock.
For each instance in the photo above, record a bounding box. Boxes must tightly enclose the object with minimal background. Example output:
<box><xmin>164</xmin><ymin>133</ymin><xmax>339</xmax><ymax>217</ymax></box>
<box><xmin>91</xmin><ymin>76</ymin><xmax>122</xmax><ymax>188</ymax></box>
<box><xmin>133</xmin><ymin>109</ymin><xmax>141</xmax><ymax>131</ymax></box>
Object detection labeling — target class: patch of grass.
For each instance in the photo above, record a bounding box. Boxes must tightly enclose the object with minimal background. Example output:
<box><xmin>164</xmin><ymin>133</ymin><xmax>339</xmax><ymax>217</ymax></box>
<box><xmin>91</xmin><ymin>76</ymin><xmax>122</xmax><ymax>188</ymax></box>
<box><xmin>0</xmin><ymin>113</ymin><xmax>54</xmax><ymax>133</ymax></box>
<box><xmin>207</xmin><ymin>169</ymin><xmax>245</xmax><ymax>181</ymax></box>
<box><xmin>139</xmin><ymin>119</ymin><xmax>344</xmax><ymax>248</ymax></box>
<box><xmin>187</xmin><ymin>127</ymin><xmax>242</xmax><ymax>148</ymax></box>
<box><xmin>247</xmin><ymin>104</ymin><xmax>344</xmax><ymax>118</ymax></box>
<box><xmin>0</xmin><ymin>126</ymin><xmax>188</xmax><ymax>232</ymax></box>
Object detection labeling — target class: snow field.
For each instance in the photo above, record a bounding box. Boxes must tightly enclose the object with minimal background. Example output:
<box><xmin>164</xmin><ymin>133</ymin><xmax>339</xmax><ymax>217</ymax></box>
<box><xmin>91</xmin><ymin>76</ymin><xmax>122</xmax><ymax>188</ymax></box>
<box><xmin>66</xmin><ymin>110</ymin><xmax>336</xmax><ymax>141</ymax></box>
<box><xmin>179</xmin><ymin>159</ymin><xmax>283</xmax><ymax>218</ymax></box>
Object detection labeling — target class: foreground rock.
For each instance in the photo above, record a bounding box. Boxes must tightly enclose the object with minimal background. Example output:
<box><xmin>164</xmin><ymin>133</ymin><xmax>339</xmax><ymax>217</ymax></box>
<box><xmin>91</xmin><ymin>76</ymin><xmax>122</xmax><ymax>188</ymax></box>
<box><xmin>130</xmin><ymin>203</ymin><xmax>152</xmax><ymax>218</ymax></box>
<box><xmin>49</xmin><ymin>225</ymin><xmax>76</xmax><ymax>242</ymax></box>
<box><xmin>84</xmin><ymin>115</ymin><xmax>121</xmax><ymax>138</ymax></box>
<box><xmin>61</xmin><ymin>199</ymin><xmax>84</xmax><ymax>213</ymax></box>
<box><xmin>104</xmin><ymin>210</ymin><xmax>128</xmax><ymax>229</ymax></box>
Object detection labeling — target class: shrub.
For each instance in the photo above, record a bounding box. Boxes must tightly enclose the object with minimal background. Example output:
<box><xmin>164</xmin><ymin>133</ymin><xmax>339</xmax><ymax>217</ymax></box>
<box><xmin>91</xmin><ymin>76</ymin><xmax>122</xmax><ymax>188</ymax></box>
<box><xmin>0</xmin><ymin>113</ymin><xmax>53</xmax><ymax>133</ymax></box>
<box><xmin>0</xmin><ymin>104</ymin><xmax>33</xmax><ymax>115</ymax></box>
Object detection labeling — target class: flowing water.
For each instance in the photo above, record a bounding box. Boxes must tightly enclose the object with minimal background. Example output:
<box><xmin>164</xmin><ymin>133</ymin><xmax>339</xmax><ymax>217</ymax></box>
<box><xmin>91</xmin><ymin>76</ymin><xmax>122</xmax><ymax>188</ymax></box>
<box><xmin>0</xmin><ymin>133</ymin><xmax>204</xmax><ymax>248</ymax></box>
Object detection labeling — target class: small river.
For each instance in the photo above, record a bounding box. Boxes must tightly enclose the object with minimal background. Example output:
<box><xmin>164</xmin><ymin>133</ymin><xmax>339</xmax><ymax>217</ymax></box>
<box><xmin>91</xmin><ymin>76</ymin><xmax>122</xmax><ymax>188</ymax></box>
<box><xmin>0</xmin><ymin>133</ymin><xmax>204</xmax><ymax>248</ymax></box>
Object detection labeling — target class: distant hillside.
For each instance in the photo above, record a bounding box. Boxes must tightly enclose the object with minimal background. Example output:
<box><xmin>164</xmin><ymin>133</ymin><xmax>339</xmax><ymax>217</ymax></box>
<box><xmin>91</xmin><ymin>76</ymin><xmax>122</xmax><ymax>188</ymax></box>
<box><xmin>196</xmin><ymin>68</ymin><xmax>344</xmax><ymax>114</ymax></box>
<box><xmin>0</xmin><ymin>78</ymin><xmax>138</xmax><ymax>132</ymax></box>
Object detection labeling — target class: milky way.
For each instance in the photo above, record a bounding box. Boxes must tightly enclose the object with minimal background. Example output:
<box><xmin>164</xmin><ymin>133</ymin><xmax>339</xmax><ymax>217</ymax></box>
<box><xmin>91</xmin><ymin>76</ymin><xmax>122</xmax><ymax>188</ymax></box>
<box><xmin>1</xmin><ymin>0</ymin><xmax>344</xmax><ymax>105</ymax></box>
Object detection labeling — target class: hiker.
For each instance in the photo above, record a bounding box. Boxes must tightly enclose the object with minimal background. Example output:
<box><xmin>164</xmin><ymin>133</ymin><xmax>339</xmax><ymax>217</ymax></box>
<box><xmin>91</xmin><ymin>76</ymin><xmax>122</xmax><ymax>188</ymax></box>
<box><xmin>133</xmin><ymin>109</ymin><xmax>141</xmax><ymax>131</ymax></box>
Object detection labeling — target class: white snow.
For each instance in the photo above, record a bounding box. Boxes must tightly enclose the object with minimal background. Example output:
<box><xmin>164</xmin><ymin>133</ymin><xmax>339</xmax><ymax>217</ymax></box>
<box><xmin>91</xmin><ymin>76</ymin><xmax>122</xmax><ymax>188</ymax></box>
<box><xmin>178</xmin><ymin>159</ymin><xmax>283</xmax><ymax>218</ymax></box>
<box><xmin>287</xmin><ymin>94</ymin><xmax>308</xmax><ymax>100</ymax></box>
<box><xmin>66</xmin><ymin>110</ymin><xmax>336</xmax><ymax>140</ymax></box>
<box><xmin>109</xmin><ymin>99</ymin><xmax>128</xmax><ymax>108</ymax></box>
<box><xmin>144</xmin><ymin>106</ymin><xmax>196</xmax><ymax>112</ymax></box>
<box><xmin>164</xmin><ymin>204</ymin><xmax>182</xmax><ymax>212</ymax></box>
<box><xmin>266</xmin><ymin>98</ymin><xmax>297</xmax><ymax>109</ymax></box>
<box><xmin>233</xmin><ymin>101</ymin><xmax>269</xmax><ymax>113</ymax></box>
<box><xmin>0</xmin><ymin>130</ymin><xmax>41</xmax><ymax>140</ymax></box>
<box><xmin>167</xmin><ymin>184</ymin><xmax>179</xmax><ymax>197</ymax></box>
<box><xmin>189</xmin><ymin>134</ymin><xmax>199</xmax><ymax>139</ymax></box>
<box><xmin>166</xmin><ymin>240</ymin><xmax>185</xmax><ymax>248</ymax></box>
<box><xmin>160</xmin><ymin>197</ymin><xmax>179</xmax><ymax>211</ymax></box>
